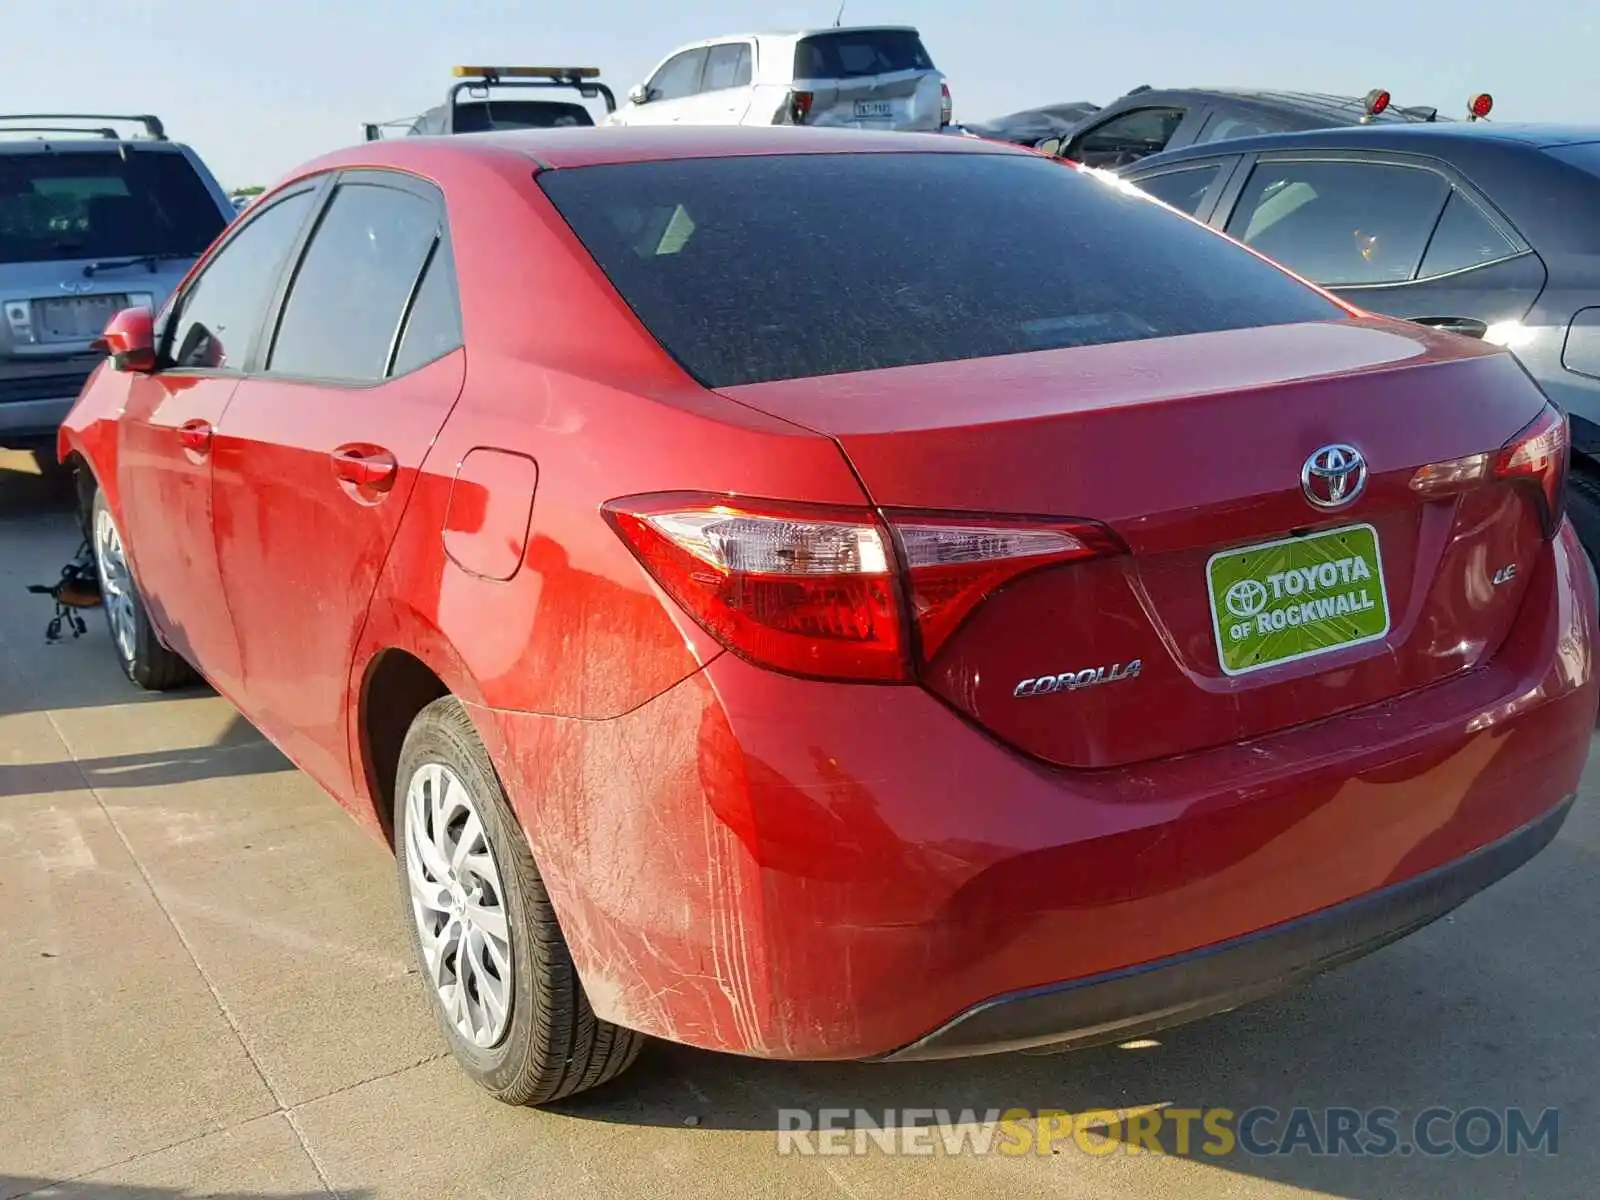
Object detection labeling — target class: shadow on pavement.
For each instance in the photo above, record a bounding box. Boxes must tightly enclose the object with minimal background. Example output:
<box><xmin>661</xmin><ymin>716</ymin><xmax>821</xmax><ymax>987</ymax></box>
<box><xmin>0</xmin><ymin>448</ymin><xmax>76</xmax><ymax>515</ymax></box>
<box><xmin>552</xmin><ymin>826</ymin><xmax>1598</xmax><ymax>1200</ymax></box>
<box><xmin>0</xmin><ymin>1183</ymin><xmax>372</xmax><ymax>1200</ymax></box>
<box><xmin>0</xmin><ymin>711</ymin><xmax>292</xmax><ymax>798</ymax></box>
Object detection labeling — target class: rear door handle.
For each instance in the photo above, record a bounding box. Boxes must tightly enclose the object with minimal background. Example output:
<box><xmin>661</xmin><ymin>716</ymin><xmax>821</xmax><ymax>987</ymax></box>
<box><xmin>177</xmin><ymin>420</ymin><xmax>213</xmax><ymax>455</ymax></box>
<box><xmin>330</xmin><ymin>444</ymin><xmax>398</xmax><ymax>492</ymax></box>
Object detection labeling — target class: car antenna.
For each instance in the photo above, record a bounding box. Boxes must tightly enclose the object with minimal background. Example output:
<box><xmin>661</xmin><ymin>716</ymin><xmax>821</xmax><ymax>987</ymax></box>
<box><xmin>833</xmin><ymin>1</ymin><xmax>846</xmax><ymax>26</ymax></box>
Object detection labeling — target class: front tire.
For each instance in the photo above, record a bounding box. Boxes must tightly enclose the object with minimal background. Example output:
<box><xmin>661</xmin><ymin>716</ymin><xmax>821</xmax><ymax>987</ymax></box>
<box><xmin>90</xmin><ymin>488</ymin><xmax>197</xmax><ymax>691</ymax></box>
<box><xmin>395</xmin><ymin>697</ymin><xmax>644</xmax><ymax>1104</ymax></box>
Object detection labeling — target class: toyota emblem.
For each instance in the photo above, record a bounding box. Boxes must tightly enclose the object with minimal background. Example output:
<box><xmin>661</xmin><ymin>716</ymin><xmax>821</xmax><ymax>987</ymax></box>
<box><xmin>1301</xmin><ymin>444</ymin><xmax>1367</xmax><ymax>510</ymax></box>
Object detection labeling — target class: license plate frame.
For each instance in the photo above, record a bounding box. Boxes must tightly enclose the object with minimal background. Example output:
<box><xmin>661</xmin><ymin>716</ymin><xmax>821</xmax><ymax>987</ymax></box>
<box><xmin>35</xmin><ymin>294</ymin><xmax>128</xmax><ymax>344</ymax></box>
<box><xmin>1206</xmin><ymin>523</ymin><xmax>1391</xmax><ymax>677</ymax></box>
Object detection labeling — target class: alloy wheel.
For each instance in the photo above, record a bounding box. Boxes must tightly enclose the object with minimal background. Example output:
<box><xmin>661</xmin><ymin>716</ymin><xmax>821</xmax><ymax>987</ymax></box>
<box><xmin>403</xmin><ymin>761</ymin><xmax>515</xmax><ymax>1048</ymax></box>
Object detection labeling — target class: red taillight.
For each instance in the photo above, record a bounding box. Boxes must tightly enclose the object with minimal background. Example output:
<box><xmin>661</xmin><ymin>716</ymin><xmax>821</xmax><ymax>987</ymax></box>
<box><xmin>604</xmin><ymin>494</ymin><xmax>1123</xmax><ymax>682</ymax></box>
<box><xmin>790</xmin><ymin>91</ymin><xmax>814</xmax><ymax>124</ymax></box>
<box><xmin>892</xmin><ymin>514</ymin><xmax>1121</xmax><ymax>662</ymax></box>
<box><xmin>1493</xmin><ymin>403</ymin><xmax>1567</xmax><ymax>537</ymax></box>
<box><xmin>1410</xmin><ymin>403</ymin><xmax>1568</xmax><ymax>538</ymax></box>
<box><xmin>1365</xmin><ymin>88</ymin><xmax>1391</xmax><ymax>116</ymax></box>
<box><xmin>1469</xmin><ymin>92</ymin><xmax>1494</xmax><ymax>119</ymax></box>
<box><xmin>940</xmin><ymin>82</ymin><xmax>953</xmax><ymax>127</ymax></box>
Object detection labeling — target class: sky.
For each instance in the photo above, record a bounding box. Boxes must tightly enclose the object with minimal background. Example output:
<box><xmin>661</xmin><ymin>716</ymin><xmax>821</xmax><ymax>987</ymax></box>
<box><xmin>8</xmin><ymin>0</ymin><xmax>1596</xmax><ymax>191</ymax></box>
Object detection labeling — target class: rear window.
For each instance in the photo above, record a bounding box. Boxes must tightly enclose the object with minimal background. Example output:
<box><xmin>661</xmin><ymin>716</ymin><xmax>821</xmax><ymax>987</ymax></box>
<box><xmin>0</xmin><ymin>148</ymin><xmax>226</xmax><ymax>265</ymax></box>
<box><xmin>794</xmin><ymin>30</ymin><xmax>934</xmax><ymax>79</ymax></box>
<box><xmin>536</xmin><ymin>152</ymin><xmax>1345</xmax><ymax>388</ymax></box>
<box><xmin>446</xmin><ymin>100</ymin><xmax>595</xmax><ymax>133</ymax></box>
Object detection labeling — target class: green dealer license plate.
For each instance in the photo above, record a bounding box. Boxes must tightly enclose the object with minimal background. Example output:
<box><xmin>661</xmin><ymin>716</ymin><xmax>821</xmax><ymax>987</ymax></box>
<box><xmin>1207</xmin><ymin>524</ymin><xmax>1390</xmax><ymax>677</ymax></box>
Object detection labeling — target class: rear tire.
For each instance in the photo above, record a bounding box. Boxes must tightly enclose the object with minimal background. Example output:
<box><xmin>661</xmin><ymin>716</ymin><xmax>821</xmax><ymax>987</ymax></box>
<box><xmin>89</xmin><ymin>488</ymin><xmax>196</xmax><ymax>691</ymax></box>
<box><xmin>395</xmin><ymin>696</ymin><xmax>644</xmax><ymax>1105</ymax></box>
<box><xmin>1565</xmin><ymin>466</ymin><xmax>1600</xmax><ymax>576</ymax></box>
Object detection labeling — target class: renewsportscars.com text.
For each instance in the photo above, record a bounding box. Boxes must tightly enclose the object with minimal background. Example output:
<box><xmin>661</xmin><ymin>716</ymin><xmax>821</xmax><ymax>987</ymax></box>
<box><xmin>775</xmin><ymin>1106</ymin><xmax>1559</xmax><ymax>1158</ymax></box>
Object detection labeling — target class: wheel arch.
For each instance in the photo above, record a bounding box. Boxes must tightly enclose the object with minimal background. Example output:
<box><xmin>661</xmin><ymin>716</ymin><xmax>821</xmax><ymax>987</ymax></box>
<box><xmin>350</xmin><ymin>606</ymin><xmax>492</xmax><ymax>849</ymax></box>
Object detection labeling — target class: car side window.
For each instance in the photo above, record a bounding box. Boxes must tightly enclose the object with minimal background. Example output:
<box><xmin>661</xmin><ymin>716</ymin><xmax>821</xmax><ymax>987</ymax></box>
<box><xmin>390</xmin><ymin>239</ymin><xmax>463</xmax><ymax>376</ymax></box>
<box><xmin>1134</xmin><ymin>164</ymin><xmax>1224</xmax><ymax>216</ymax></box>
<box><xmin>1224</xmin><ymin>160</ymin><xmax>1451</xmax><ymax>286</ymax></box>
<box><xmin>1070</xmin><ymin>107</ymin><xmax>1187</xmax><ymax>168</ymax></box>
<box><xmin>702</xmin><ymin>43</ymin><xmax>753</xmax><ymax>92</ymax></box>
<box><xmin>1193</xmin><ymin>112</ymin><xmax>1287</xmax><ymax>145</ymax></box>
<box><xmin>1418</xmin><ymin>190</ymin><xmax>1520</xmax><ymax>278</ymax></box>
<box><xmin>649</xmin><ymin>50</ymin><xmax>708</xmax><ymax>101</ymax></box>
<box><xmin>266</xmin><ymin>181</ymin><xmax>441</xmax><ymax>383</ymax></box>
<box><xmin>164</xmin><ymin>189</ymin><xmax>315</xmax><ymax>372</ymax></box>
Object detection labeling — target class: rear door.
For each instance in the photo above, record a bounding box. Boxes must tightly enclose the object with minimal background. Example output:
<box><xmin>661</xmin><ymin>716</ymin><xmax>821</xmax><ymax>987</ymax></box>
<box><xmin>695</xmin><ymin>41</ymin><xmax>755</xmax><ymax>124</ymax></box>
<box><xmin>792</xmin><ymin>28</ymin><xmax>945</xmax><ymax>131</ymax></box>
<box><xmin>1214</xmin><ymin>153</ymin><xmax>1547</xmax><ymax>331</ymax></box>
<box><xmin>209</xmin><ymin>170</ymin><xmax>466</xmax><ymax>796</ymax></box>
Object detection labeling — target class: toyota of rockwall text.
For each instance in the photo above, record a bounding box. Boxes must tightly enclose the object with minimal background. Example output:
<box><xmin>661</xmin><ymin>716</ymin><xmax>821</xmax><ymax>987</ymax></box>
<box><xmin>57</xmin><ymin>126</ymin><xmax>1598</xmax><ymax>1104</ymax></box>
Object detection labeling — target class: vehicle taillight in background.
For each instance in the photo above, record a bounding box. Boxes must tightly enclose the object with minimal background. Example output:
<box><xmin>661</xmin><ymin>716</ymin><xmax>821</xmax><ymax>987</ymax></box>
<box><xmin>1468</xmin><ymin>92</ymin><xmax>1494</xmax><ymax>121</ymax></box>
<box><xmin>940</xmin><ymin>82</ymin><xmax>953</xmax><ymax>128</ymax></box>
<box><xmin>789</xmin><ymin>91</ymin><xmax>814</xmax><ymax>124</ymax></box>
<box><xmin>1362</xmin><ymin>88</ymin><xmax>1391</xmax><ymax>119</ymax></box>
<box><xmin>1410</xmin><ymin>403</ymin><xmax>1568</xmax><ymax>537</ymax></box>
<box><xmin>604</xmin><ymin>494</ymin><xmax>1124</xmax><ymax>682</ymax></box>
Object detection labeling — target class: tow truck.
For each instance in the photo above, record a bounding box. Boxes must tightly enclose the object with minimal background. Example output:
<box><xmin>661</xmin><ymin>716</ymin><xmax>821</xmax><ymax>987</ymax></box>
<box><xmin>362</xmin><ymin>66</ymin><xmax>617</xmax><ymax>141</ymax></box>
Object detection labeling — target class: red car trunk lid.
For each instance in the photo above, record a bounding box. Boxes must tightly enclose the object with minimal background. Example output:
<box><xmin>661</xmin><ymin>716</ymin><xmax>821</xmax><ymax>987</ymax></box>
<box><xmin>718</xmin><ymin>319</ymin><xmax>1555</xmax><ymax>768</ymax></box>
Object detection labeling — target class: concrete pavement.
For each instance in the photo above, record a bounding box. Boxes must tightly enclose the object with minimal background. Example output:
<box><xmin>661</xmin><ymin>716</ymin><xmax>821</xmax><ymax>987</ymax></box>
<box><xmin>2</xmin><ymin>447</ymin><xmax>1597</xmax><ymax>1199</ymax></box>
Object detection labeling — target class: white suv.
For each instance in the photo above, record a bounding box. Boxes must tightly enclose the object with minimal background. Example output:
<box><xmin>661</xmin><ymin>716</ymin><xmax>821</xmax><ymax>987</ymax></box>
<box><xmin>608</xmin><ymin>27</ymin><xmax>952</xmax><ymax>133</ymax></box>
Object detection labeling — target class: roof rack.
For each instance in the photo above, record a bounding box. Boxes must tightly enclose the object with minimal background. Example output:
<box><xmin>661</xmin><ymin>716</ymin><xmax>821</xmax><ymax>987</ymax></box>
<box><xmin>0</xmin><ymin>124</ymin><xmax>121</xmax><ymax>140</ymax></box>
<box><xmin>0</xmin><ymin>112</ymin><xmax>166</xmax><ymax>140</ymax></box>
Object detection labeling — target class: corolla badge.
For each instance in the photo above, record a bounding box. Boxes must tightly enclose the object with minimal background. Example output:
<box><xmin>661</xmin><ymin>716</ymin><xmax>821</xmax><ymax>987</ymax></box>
<box><xmin>58</xmin><ymin>280</ymin><xmax>94</xmax><ymax>294</ymax></box>
<box><xmin>1014</xmin><ymin>660</ymin><xmax>1142</xmax><ymax>698</ymax></box>
<box><xmin>1301</xmin><ymin>444</ymin><xmax>1367</xmax><ymax>510</ymax></box>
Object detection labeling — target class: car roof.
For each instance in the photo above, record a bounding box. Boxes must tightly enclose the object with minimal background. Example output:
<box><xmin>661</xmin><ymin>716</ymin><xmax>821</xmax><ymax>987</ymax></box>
<box><xmin>1094</xmin><ymin>86</ymin><xmax>1447</xmax><ymax>125</ymax></box>
<box><xmin>0</xmin><ymin>136</ymin><xmax>192</xmax><ymax>156</ymax></box>
<box><xmin>1124</xmin><ymin>120</ymin><xmax>1600</xmax><ymax>170</ymax></box>
<box><xmin>292</xmin><ymin>126</ymin><xmax>1019</xmax><ymax>180</ymax></box>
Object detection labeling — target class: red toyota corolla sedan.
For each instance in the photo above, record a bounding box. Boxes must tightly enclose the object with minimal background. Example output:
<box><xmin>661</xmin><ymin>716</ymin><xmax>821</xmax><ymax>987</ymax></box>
<box><xmin>59</xmin><ymin>126</ymin><xmax>1596</xmax><ymax>1105</ymax></box>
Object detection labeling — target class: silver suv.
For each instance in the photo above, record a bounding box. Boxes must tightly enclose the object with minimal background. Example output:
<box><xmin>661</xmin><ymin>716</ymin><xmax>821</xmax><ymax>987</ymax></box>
<box><xmin>1</xmin><ymin>114</ymin><xmax>234</xmax><ymax>458</ymax></box>
<box><xmin>607</xmin><ymin>27</ymin><xmax>952</xmax><ymax>132</ymax></box>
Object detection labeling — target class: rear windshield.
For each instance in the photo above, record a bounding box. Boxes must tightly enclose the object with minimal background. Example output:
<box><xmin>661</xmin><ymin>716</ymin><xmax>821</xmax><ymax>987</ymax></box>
<box><xmin>794</xmin><ymin>30</ymin><xmax>934</xmax><ymax>79</ymax></box>
<box><xmin>447</xmin><ymin>100</ymin><xmax>595</xmax><ymax>133</ymax></box>
<box><xmin>536</xmin><ymin>152</ymin><xmax>1345</xmax><ymax>388</ymax></box>
<box><xmin>0</xmin><ymin>148</ymin><xmax>226</xmax><ymax>265</ymax></box>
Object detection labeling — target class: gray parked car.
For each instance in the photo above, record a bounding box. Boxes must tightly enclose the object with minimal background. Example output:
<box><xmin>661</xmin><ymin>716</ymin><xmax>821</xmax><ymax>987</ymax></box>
<box><xmin>1</xmin><ymin>113</ymin><xmax>234</xmax><ymax>461</ymax></box>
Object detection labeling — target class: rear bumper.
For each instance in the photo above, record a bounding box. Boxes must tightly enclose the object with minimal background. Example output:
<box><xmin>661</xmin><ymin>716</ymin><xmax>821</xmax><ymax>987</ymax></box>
<box><xmin>471</xmin><ymin>519</ymin><xmax>1598</xmax><ymax>1061</ymax></box>
<box><xmin>881</xmin><ymin>793</ymin><xmax>1574</xmax><ymax>1061</ymax></box>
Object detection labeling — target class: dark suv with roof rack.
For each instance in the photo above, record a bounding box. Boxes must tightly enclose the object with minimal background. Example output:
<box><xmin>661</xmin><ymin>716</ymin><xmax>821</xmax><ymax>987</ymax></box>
<box><xmin>1</xmin><ymin>113</ymin><xmax>234</xmax><ymax>458</ymax></box>
<box><xmin>1038</xmin><ymin>84</ymin><xmax>1456</xmax><ymax>167</ymax></box>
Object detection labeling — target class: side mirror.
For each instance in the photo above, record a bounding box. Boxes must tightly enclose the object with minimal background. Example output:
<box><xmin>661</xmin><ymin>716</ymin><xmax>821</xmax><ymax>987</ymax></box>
<box><xmin>1036</xmin><ymin>136</ymin><xmax>1063</xmax><ymax>157</ymax></box>
<box><xmin>91</xmin><ymin>306</ymin><xmax>157</xmax><ymax>373</ymax></box>
<box><xmin>628</xmin><ymin>84</ymin><xmax>650</xmax><ymax>105</ymax></box>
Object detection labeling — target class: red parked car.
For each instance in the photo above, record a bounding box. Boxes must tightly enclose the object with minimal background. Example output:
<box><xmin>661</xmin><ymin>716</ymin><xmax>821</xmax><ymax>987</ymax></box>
<box><xmin>59</xmin><ymin>126</ymin><xmax>1596</xmax><ymax>1105</ymax></box>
